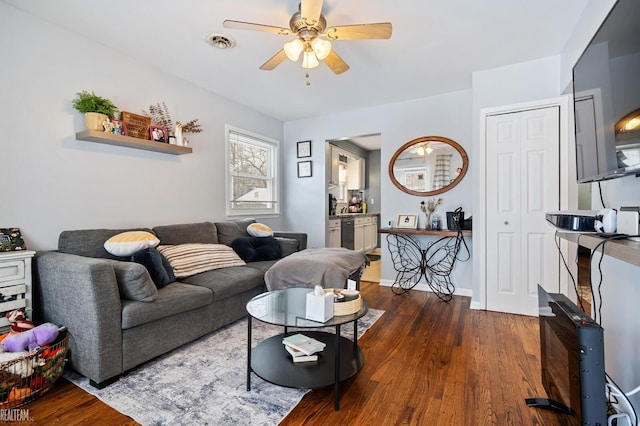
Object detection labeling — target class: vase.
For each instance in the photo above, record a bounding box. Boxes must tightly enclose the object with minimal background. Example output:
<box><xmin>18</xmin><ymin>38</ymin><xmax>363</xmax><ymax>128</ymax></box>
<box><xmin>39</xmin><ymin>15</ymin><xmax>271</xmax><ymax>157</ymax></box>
<box><xmin>425</xmin><ymin>212</ymin><xmax>432</xmax><ymax>230</ymax></box>
<box><xmin>84</xmin><ymin>112</ymin><xmax>108</xmax><ymax>131</ymax></box>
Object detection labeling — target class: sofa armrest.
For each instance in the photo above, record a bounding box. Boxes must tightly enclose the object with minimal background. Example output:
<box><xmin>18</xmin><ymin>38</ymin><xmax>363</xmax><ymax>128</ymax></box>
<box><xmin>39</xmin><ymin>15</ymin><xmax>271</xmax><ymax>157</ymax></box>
<box><xmin>273</xmin><ymin>232</ymin><xmax>307</xmax><ymax>252</ymax></box>
<box><xmin>34</xmin><ymin>251</ymin><xmax>123</xmax><ymax>385</ymax></box>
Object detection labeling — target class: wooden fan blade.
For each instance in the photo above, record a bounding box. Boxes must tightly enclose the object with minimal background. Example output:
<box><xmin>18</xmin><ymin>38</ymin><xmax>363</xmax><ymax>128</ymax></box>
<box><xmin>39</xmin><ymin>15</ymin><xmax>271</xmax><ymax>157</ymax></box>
<box><xmin>260</xmin><ymin>49</ymin><xmax>288</xmax><ymax>71</ymax></box>
<box><xmin>223</xmin><ymin>20</ymin><xmax>292</xmax><ymax>36</ymax></box>
<box><xmin>301</xmin><ymin>0</ymin><xmax>324</xmax><ymax>26</ymax></box>
<box><xmin>323</xmin><ymin>49</ymin><xmax>350</xmax><ymax>75</ymax></box>
<box><xmin>325</xmin><ymin>23</ymin><xmax>392</xmax><ymax>40</ymax></box>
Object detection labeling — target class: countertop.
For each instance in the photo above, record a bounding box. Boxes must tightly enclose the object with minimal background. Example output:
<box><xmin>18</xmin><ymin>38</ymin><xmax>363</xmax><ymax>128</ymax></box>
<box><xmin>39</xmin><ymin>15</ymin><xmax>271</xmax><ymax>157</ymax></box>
<box><xmin>329</xmin><ymin>213</ymin><xmax>380</xmax><ymax>220</ymax></box>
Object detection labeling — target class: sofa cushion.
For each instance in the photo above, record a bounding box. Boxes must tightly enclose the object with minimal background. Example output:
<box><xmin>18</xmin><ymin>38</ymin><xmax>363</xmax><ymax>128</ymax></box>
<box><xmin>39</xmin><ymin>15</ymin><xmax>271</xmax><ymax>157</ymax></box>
<box><xmin>214</xmin><ymin>219</ymin><xmax>256</xmax><ymax>246</ymax></box>
<box><xmin>178</xmin><ymin>265</ymin><xmax>265</xmax><ymax>301</ymax></box>
<box><xmin>104</xmin><ymin>231</ymin><xmax>160</xmax><ymax>257</ymax></box>
<box><xmin>103</xmin><ymin>260</ymin><xmax>158</xmax><ymax>302</ymax></box>
<box><xmin>230</xmin><ymin>236</ymin><xmax>282</xmax><ymax>262</ymax></box>
<box><xmin>131</xmin><ymin>247</ymin><xmax>176</xmax><ymax>289</ymax></box>
<box><xmin>59</xmin><ymin>228</ymin><xmax>154</xmax><ymax>260</ymax></box>
<box><xmin>152</xmin><ymin>222</ymin><xmax>218</xmax><ymax>245</ymax></box>
<box><xmin>275</xmin><ymin>237</ymin><xmax>299</xmax><ymax>258</ymax></box>
<box><xmin>121</xmin><ymin>282</ymin><xmax>212</xmax><ymax>329</ymax></box>
<box><xmin>157</xmin><ymin>244</ymin><xmax>245</xmax><ymax>278</ymax></box>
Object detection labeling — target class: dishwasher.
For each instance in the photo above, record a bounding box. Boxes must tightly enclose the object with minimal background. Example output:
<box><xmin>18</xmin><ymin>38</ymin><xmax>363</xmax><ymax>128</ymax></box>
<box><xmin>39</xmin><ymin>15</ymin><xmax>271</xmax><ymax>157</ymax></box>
<box><xmin>341</xmin><ymin>217</ymin><xmax>354</xmax><ymax>250</ymax></box>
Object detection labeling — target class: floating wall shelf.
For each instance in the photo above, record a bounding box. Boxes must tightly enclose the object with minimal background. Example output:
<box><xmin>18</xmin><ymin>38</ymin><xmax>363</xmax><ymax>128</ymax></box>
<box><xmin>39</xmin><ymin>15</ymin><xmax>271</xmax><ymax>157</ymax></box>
<box><xmin>75</xmin><ymin>129</ymin><xmax>192</xmax><ymax>155</ymax></box>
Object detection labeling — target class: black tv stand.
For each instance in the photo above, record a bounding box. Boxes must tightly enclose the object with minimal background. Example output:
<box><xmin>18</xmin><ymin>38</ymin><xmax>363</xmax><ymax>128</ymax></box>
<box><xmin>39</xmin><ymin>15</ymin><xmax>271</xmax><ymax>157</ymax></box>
<box><xmin>525</xmin><ymin>397</ymin><xmax>576</xmax><ymax>416</ymax></box>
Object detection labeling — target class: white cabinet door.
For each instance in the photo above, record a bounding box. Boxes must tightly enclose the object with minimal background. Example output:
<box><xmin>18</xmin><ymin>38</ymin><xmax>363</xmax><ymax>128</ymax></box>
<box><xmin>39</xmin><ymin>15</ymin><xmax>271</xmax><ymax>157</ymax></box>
<box><xmin>330</xmin><ymin>147</ymin><xmax>340</xmax><ymax>186</ymax></box>
<box><xmin>354</xmin><ymin>218</ymin><xmax>365</xmax><ymax>251</ymax></box>
<box><xmin>347</xmin><ymin>157</ymin><xmax>365</xmax><ymax>190</ymax></box>
<box><xmin>485</xmin><ymin>106</ymin><xmax>560</xmax><ymax>316</ymax></box>
<box><xmin>327</xmin><ymin>219</ymin><xmax>342</xmax><ymax>248</ymax></box>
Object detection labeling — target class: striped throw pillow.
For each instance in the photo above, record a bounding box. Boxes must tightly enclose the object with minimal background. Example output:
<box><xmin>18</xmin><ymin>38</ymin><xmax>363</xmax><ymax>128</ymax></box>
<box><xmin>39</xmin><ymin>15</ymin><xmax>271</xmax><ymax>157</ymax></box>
<box><xmin>157</xmin><ymin>244</ymin><xmax>245</xmax><ymax>278</ymax></box>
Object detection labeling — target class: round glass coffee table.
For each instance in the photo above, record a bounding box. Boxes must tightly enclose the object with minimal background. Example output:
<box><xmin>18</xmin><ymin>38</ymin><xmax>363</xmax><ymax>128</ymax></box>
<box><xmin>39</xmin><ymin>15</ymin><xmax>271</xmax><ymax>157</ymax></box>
<box><xmin>246</xmin><ymin>287</ymin><xmax>368</xmax><ymax>411</ymax></box>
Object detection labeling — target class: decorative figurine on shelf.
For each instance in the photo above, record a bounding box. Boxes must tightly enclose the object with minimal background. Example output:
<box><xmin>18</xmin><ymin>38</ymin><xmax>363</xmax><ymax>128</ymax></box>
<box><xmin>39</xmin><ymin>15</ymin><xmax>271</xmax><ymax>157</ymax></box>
<box><xmin>420</xmin><ymin>198</ymin><xmax>442</xmax><ymax>230</ymax></box>
<box><xmin>175</xmin><ymin>123</ymin><xmax>183</xmax><ymax>146</ymax></box>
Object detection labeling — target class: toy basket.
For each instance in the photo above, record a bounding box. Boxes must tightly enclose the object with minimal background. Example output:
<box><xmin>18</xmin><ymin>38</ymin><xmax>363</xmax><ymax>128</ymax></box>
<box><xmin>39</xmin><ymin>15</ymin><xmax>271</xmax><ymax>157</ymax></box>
<box><xmin>0</xmin><ymin>329</ymin><xmax>69</xmax><ymax>409</ymax></box>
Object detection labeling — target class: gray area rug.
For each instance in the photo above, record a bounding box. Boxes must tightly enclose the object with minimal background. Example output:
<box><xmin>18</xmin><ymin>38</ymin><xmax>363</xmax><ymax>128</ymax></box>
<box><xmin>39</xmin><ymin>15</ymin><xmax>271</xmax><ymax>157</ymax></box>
<box><xmin>64</xmin><ymin>309</ymin><xmax>384</xmax><ymax>425</ymax></box>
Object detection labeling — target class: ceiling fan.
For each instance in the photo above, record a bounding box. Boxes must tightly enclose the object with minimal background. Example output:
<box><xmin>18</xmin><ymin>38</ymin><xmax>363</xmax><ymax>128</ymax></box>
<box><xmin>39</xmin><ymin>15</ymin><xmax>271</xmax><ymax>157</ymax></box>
<box><xmin>223</xmin><ymin>0</ymin><xmax>392</xmax><ymax>75</ymax></box>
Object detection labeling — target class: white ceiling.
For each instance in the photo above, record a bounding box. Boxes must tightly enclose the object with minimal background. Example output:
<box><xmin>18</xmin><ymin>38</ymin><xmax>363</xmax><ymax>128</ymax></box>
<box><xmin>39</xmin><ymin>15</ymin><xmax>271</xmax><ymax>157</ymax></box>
<box><xmin>4</xmin><ymin>0</ymin><xmax>587</xmax><ymax>122</ymax></box>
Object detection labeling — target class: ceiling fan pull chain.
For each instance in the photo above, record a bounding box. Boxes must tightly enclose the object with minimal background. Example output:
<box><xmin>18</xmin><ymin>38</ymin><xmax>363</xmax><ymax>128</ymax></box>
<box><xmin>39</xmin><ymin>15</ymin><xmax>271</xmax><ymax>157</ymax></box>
<box><xmin>305</xmin><ymin>72</ymin><xmax>311</xmax><ymax>86</ymax></box>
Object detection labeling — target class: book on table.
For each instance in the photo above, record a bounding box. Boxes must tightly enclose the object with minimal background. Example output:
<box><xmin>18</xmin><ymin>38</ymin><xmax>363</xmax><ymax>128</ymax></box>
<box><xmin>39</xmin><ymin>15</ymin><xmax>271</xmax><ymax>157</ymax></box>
<box><xmin>284</xmin><ymin>344</ymin><xmax>319</xmax><ymax>362</ymax></box>
<box><xmin>282</xmin><ymin>333</ymin><xmax>326</xmax><ymax>356</ymax></box>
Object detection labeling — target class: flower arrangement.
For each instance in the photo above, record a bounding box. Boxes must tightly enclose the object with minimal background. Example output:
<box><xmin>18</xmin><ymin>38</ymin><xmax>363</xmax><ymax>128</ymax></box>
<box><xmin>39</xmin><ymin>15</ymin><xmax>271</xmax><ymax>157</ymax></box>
<box><xmin>420</xmin><ymin>198</ymin><xmax>442</xmax><ymax>229</ymax></box>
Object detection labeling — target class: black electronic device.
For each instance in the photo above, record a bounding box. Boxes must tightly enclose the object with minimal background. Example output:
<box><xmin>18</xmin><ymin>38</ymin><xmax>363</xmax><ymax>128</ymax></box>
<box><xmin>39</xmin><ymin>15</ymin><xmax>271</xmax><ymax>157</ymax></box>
<box><xmin>545</xmin><ymin>210</ymin><xmax>598</xmax><ymax>232</ymax></box>
<box><xmin>572</xmin><ymin>0</ymin><xmax>640</xmax><ymax>183</ymax></box>
<box><xmin>527</xmin><ymin>285</ymin><xmax>607</xmax><ymax>425</ymax></box>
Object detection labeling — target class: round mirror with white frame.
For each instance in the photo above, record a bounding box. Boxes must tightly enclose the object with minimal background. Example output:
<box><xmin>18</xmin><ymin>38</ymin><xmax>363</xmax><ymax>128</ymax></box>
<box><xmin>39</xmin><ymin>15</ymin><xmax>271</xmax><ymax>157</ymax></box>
<box><xmin>389</xmin><ymin>136</ymin><xmax>468</xmax><ymax>196</ymax></box>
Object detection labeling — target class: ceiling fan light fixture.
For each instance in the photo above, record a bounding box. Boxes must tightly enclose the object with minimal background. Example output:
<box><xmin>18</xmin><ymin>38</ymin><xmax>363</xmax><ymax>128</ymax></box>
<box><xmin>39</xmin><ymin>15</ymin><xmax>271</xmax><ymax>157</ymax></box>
<box><xmin>311</xmin><ymin>37</ymin><xmax>331</xmax><ymax>60</ymax></box>
<box><xmin>302</xmin><ymin>50</ymin><xmax>319</xmax><ymax>69</ymax></box>
<box><xmin>284</xmin><ymin>38</ymin><xmax>304</xmax><ymax>61</ymax></box>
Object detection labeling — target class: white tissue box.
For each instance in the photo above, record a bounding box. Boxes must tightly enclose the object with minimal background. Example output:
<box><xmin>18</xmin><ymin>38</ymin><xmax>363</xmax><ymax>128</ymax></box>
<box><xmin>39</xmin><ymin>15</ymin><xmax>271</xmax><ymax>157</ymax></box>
<box><xmin>306</xmin><ymin>291</ymin><xmax>334</xmax><ymax>322</ymax></box>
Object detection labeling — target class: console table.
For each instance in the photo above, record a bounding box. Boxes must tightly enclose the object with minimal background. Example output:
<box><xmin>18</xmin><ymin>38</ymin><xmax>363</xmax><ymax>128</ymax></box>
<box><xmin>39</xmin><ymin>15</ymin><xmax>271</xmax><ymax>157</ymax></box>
<box><xmin>379</xmin><ymin>228</ymin><xmax>471</xmax><ymax>300</ymax></box>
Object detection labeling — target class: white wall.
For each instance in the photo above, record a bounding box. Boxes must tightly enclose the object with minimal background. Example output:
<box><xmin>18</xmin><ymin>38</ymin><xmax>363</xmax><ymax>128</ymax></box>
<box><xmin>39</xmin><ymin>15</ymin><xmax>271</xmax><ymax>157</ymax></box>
<box><xmin>284</xmin><ymin>90</ymin><xmax>474</xmax><ymax>294</ymax></box>
<box><xmin>0</xmin><ymin>4</ymin><xmax>285</xmax><ymax>251</ymax></box>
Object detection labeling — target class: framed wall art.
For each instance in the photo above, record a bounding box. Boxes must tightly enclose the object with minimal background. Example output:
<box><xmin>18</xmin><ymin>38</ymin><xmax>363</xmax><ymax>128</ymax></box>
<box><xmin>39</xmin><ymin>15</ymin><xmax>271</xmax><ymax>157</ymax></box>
<box><xmin>297</xmin><ymin>160</ymin><xmax>312</xmax><ymax>178</ymax></box>
<box><xmin>396</xmin><ymin>214</ymin><xmax>418</xmax><ymax>229</ymax></box>
<box><xmin>296</xmin><ymin>140</ymin><xmax>311</xmax><ymax>158</ymax></box>
<box><xmin>150</xmin><ymin>125</ymin><xmax>168</xmax><ymax>143</ymax></box>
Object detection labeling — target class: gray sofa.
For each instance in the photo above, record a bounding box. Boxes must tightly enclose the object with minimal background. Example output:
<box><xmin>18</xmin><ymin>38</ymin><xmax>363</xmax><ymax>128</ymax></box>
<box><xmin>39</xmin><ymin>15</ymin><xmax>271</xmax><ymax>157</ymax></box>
<box><xmin>33</xmin><ymin>219</ymin><xmax>306</xmax><ymax>388</ymax></box>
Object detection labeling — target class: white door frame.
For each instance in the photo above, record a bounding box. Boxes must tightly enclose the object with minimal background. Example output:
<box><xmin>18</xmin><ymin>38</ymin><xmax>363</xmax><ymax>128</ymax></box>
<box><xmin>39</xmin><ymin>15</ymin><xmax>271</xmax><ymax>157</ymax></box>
<box><xmin>471</xmin><ymin>95</ymin><xmax>577</xmax><ymax>310</ymax></box>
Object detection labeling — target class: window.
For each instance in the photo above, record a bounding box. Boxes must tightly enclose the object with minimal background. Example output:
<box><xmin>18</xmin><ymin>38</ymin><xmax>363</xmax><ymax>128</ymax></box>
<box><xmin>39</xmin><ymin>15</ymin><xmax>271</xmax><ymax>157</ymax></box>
<box><xmin>226</xmin><ymin>125</ymin><xmax>279</xmax><ymax>216</ymax></box>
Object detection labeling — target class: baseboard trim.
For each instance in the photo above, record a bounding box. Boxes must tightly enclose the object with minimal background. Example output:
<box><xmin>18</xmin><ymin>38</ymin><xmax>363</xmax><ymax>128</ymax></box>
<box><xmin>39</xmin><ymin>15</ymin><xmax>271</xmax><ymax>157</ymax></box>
<box><xmin>379</xmin><ymin>279</ymin><xmax>473</xmax><ymax>298</ymax></box>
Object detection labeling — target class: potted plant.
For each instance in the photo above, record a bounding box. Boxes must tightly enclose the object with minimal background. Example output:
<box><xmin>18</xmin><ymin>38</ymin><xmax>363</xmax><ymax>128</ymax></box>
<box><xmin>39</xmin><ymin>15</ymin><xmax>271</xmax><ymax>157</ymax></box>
<box><xmin>72</xmin><ymin>90</ymin><xmax>119</xmax><ymax>131</ymax></box>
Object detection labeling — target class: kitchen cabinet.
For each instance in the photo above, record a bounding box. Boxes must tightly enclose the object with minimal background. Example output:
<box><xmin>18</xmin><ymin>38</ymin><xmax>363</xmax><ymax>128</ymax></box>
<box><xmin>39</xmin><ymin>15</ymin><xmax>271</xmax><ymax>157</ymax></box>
<box><xmin>340</xmin><ymin>214</ymin><xmax>378</xmax><ymax>252</ymax></box>
<box><xmin>329</xmin><ymin>147</ymin><xmax>340</xmax><ymax>186</ymax></box>
<box><xmin>363</xmin><ymin>216</ymin><xmax>378</xmax><ymax>252</ymax></box>
<box><xmin>329</xmin><ymin>145</ymin><xmax>365</xmax><ymax>191</ymax></box>
<box><xmin>347</xmin><ymin>157</ymin><xmax>365</xmax><ymax>190</ymax></box>
<box><xmin>354</xmin><ymin>217</ymin><xmax>366</xmax><ymax>251</ymax></box>
<box><xmin>328</xmin><ymin>219</ymin><xmax>342</xmax><ymax>248</ymax></box>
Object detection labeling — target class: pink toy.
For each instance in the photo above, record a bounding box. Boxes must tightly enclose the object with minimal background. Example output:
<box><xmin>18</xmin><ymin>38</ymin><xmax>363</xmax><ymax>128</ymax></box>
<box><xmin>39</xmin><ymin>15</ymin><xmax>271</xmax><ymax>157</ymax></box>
<box><xmin>1</xmin><ymin>323</ymin><xmax>59</xmax><ymax>352</ymax></box>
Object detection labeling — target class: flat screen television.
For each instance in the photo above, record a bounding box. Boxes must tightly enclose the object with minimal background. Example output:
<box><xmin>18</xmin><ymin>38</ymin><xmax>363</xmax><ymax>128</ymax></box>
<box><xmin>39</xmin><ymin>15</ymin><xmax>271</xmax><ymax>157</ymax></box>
<box><xmin>526</xmin><ymin>286</ymin><xmax>607</xmax><ymax>425</ymax></box>
<box><xmin>572</xmin><ymin>0</ymin><xmax>640</xmax><ymax>183</ymax></box>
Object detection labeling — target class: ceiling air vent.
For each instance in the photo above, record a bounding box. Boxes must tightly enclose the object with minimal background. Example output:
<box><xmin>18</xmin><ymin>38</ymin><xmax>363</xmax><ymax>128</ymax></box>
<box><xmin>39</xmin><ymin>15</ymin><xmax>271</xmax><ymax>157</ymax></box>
<box><xmin>207</xmin><ymin>33</ymin><xmax>236</xmax><ymax>50</ymax></box>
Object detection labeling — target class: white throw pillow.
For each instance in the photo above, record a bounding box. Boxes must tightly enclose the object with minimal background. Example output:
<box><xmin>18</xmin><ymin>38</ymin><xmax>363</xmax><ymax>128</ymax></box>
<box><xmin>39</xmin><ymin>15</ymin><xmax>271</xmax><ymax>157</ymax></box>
<box><xmin>104</xmin><ymin>231</ymin><xmax>160</xmax><ymax>257</ymax></box>
<box><xmin>247</xmin><ymin>223</ymin><xmax>273</xmax><ymax>237</ymax></box>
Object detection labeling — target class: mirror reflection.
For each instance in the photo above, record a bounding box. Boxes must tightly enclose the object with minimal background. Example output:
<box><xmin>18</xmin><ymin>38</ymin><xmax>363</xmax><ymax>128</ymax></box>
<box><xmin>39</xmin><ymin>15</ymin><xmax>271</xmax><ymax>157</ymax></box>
<box><xmin>389</xmin><ymin>136</ymin><xmax>468</xmax><ymax>196</ymax></box>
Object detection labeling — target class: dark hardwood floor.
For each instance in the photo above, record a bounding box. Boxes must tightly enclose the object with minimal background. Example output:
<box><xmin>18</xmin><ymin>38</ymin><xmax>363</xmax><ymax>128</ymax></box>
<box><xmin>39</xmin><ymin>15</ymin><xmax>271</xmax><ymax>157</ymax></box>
<box><xmin>22</xmin><ymin>280</ymin><xmax>567</xmax><ymax>425</ymax></box>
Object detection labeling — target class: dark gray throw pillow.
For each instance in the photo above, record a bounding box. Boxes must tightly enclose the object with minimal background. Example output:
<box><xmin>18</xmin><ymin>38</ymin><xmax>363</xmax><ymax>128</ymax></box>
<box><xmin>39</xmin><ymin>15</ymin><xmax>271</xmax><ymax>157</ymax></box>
<box><xmin>131</xmin><ymin>247</ymin><xmax>176</xmax><ymax>288</ymax></box>
<box><xmin>230</xmin><ymin>236</ymin><xmax>282</xmax><ymax>262</ymax></box>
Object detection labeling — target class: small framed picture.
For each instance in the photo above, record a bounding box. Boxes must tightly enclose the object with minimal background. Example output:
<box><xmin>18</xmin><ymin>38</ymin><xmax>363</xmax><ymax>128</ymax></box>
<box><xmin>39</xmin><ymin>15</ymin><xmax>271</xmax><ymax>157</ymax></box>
<box><xmin>0</xmin><ymin>228</ymin><xmax>27</xmax><ymax>252</ymax></box>
<box><xmin>297</xmin><ymin>140</ymin><xmax>311</xmax><ymax>158</ymax></box>
<box><xmin>297</xmin><ymin>160</ymin><xmax>312</xmax><ymax>178</ymax></box>
<box><xmin>111</xmin><ymin>119</ymin><xmax>128</xmax><ymax>136</ymax></box>
<box><xmin>150</xmin><ymin>125</ymin><xmax>168</xmax><ymax>143</ymax></box>
<box><xmin>396</xmin><ymin>214</ymin><xmax>418</xmax><ymax>229</ymax></box>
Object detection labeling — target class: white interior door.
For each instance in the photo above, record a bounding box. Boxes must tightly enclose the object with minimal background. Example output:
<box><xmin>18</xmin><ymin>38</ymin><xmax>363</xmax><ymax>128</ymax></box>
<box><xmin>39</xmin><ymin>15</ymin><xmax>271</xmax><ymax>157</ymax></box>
<box><xmin>485</xmin><ymin>107</ymin><xmax>560</xmax><ymax>316</ymax></box>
